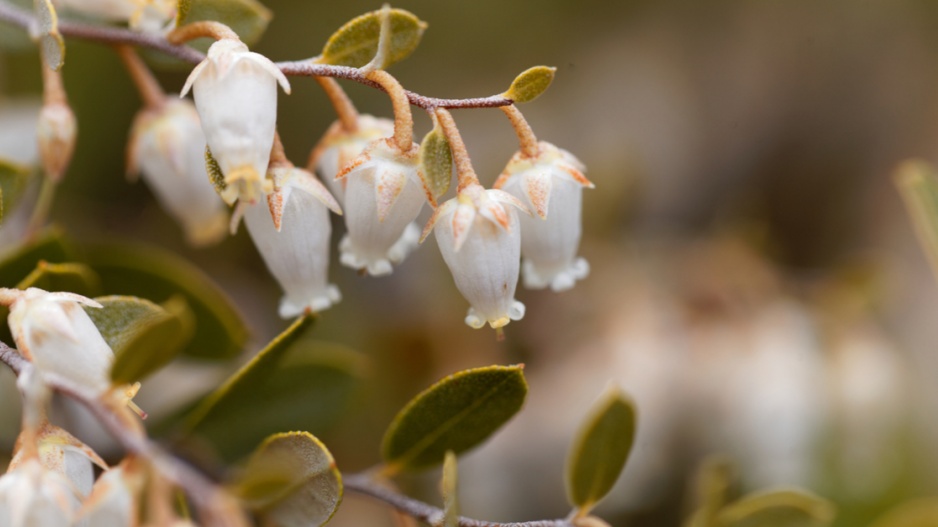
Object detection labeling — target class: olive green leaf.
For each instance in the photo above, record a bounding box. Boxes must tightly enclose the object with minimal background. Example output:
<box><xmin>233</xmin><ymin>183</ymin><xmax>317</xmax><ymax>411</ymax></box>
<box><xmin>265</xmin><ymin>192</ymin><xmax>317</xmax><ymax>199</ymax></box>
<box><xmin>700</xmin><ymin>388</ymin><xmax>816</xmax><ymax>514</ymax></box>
<box><xmin>180</xmin><ymin>316</ymin><xmax>367</xmax><ymax>461</ymax></box>
<box><xmin>683</xmin><ymin>457</ymin><xmax>735</xmax><ymax>527</ymax></box>
<box><xmin>177</xmin><ymin>0</ymin><xmax>271</xmax><ymax>46</ymax></box>
<box><xmin>381</xmin><ymin>364</ymin><xmax>527</xmax><ymax>472</ymax></box>
<box><xmin>419</xmin><ymin>124</ymin><xmax>453</xmax><ymax>204</ymax></box>
<box><xmin>0</xmin><ymin>158</ymin><xmax>31</xmax><ymax>226</ymax></box>
<box><xmin>320</xmin><ymin>7</ymin><xmax>427</xmax><ymax>68</ymax></box>
<box><xmin>231</xmin><ymin>431</ymin><xmax>342</xmax><ymax>527</ymax></box>
<box><xmin>34</xmin><ymin>0</ymin><xmax>65</xmax><ymax>70</ymax></box>
<box><xmin>566</xmin><ymin>384</ymin><xmax>636</xmax><ymax>514</ymax></box>
<box><xmin>83</xmin><ymin>242</ymin><xmax>247</xmax><ymax>359</ymax></box>
<box><xmin>17</xmin><ymin>261</ymin><xmax>101</xmax><ymax>298</ymax></box>
<box><xmin>441</xmin><ymin>451</ymin><xmax>459</xmax><ymax>527</ymax></box>
<box><xmin>869</xmin><ymin>499</ymin><xmax>938</xmax><ymax>527</ymax></box>
<box><xmin>503</xmin><ymin>66</ymin><xmax>557</xmax><ymax>104</ymax></box>
<box><xmin>85</xmin><ymin>295</ymin><xmax>195</xmax><ymax>384</ymax></box>
<box><xmin>713</xmin><ymin>489</ymin><xmax>836</xmax><ymax>527</ymax></box>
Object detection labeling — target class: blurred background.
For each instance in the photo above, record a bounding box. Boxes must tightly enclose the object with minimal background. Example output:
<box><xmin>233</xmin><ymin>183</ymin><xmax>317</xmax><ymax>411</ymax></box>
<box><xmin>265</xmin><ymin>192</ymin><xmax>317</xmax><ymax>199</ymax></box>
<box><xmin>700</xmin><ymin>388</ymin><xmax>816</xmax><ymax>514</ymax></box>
<box><xmin>4</xmin><ymin>0</ymin><xmax>938</xmax><ymax>525</ymax></box>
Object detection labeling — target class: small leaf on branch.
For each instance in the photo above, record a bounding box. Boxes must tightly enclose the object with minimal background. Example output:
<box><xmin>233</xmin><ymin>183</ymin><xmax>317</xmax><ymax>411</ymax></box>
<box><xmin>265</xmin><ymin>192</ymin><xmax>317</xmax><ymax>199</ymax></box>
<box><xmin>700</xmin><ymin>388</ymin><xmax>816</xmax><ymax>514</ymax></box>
<box><xmin>17</xmin><ymin>261</ymin><xmax>101</xmax><ymax>297</ymax></box>
<box><xmin>84</xmin><ymin>242</ymin><xmax>247</xmax><ymax>359</ymax></box>
<box><xmin>714</xmin><ymin>489</ymin><xmax>836</xmax><ymax>527</ymax></box>
<box><xmin>232</xmin><ymin>431</ymin><xmax>342</xmax><ymax>527</ymax></box>
<box><xmin>869</xmin><ymin>498</ymin><xmax>938</xmax><ymax>527</ymax></box>
<box><xmin>321</xmin><ymin>7</ymin><xmax>427</xmax><ymax>69</ymax></box>
<box><xmin>85</xmin><ymin>295</ymin><xmax>194</xmax><ymax>384</ymax></box>
<box><xmin>419</xmin><ymin>125</ymin><xmax>453</xmax><ymax>203</ymax></box>
<box><xmin>178</xmin><ymin>316</ymin><xmax>367</xmax><ymax>461</ymax></box>
<box><xmin>565</xmin><ymin>384</ymin><xmax>635</xmax><ymax>513</ymax></box>
<box><xmin>503</xmin><ymin>66</ymin><xmax>557</xmax><ymax>104</ymax></box>
<box><xmin>177</xmin><ymin>0</ymin><xmax>271</xmax><ymax>45</ymax></box>
<box><xmin>381</xmin><ymin>365</ymin><xmax>527</xmax><ymax>472</ymax></box>
<box><xmin>34</xmin><ymin>0</ymin><xmax>65</xmax><ymax>70</ymax></box>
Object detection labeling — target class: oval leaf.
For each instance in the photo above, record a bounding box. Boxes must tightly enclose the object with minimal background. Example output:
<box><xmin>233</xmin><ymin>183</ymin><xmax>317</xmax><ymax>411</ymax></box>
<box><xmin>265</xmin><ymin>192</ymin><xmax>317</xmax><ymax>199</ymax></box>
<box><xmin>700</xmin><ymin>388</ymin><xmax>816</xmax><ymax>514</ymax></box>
<box><xmin>232</xmin><ymin>432</ymin><xmax>342</xmax><ymax>527</ymax></box>
<box><xmin>419</xmin><ymin>126</ymin><xmax>452</xmax><ymax>202</ymax></box>
<box><xmin>321</xmin><ymin>8</ymin><xmax>426</xmax><ymax>68</ymax></box>
<box><xmin>17</xmin><ymin>261</ymin><xmax>101</xmax><ymax>297</ymax></box>
<box><xmin>714</xmin><ymin>489</ymin><xmax>836</xmax><ymax>527</ymax></box>
<box><xmin>83</xmin><ymin>242</ymin><xmax>247</xmax><ymax>359</ymax></box>
<box><xmin>85</xmin><ymin>295</ymin><xmax>195</xmax><ymax>384</ymax></box>
<box><xmin>178</xmin><ymin>0</ymin><xmax>271</xmax><ymax>46</ymax></box>
<box><xmin>503</xmin><ymin>66</ymin><xmax>557</xmax><ymax>104</ymax></box>
<box><xmin>381</xmin><ymin>364</ymin><xmax>527</xmax><ymax>472</ymax></box>
<box><xmin>870</xmin><ymin>499</ymin><xmax>938</xmax><ymax>527</ymax></box>
<box><xmin>179</xmin><ymin>316</ymin><xmax>367</xmax><ymax>461</ymax></box>
<box><xmin>566</xmin><ymin>385</ymin><xmax>636</xmax><ymax>513</ymax></box>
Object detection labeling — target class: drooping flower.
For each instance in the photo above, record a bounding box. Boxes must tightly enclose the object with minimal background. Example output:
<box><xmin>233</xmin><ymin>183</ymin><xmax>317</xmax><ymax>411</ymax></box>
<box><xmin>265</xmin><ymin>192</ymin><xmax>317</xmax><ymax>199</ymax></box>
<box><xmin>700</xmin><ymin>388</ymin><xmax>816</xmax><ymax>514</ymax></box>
<box><xmin>76</xmin><ymin>460</ymin><xmax>143</xmax><ymax>526</ymax></box>
<box><xmin>424</xmin><ymin>184</ymin><xmax>529</xmax><ymax>329</ymax></box>
<box><xmin>0</xmin><ymin>288</ymin><xmax>114</xmax><ymax>396</ymax></box>
<box><xmin>128</xmin><ymin>98</ymin><xmax>228</xmax><ymax>246</ymax></box>
<box><xmin>336</xmin><ymin>138</ymin><xmax>428</xmax><ymax>276</ymax></box>
<box><xmin>181</xmin><ymin>38</ymin><xmax>290</xmax><ymax>205</ymax></box>
<box><xmin>53</xmin><ymin>0</ymin><xmax>176</xmax><ymax>33</ymax></box>
<box><xmin>308</xmin><ymin>115</ymin><xmax>394</xmax><ymax>203</ymax></box>
<box><xmin>494</xmin><ymin>141</ymin><xmax>593</xmax><ymax>292</ymax></box>
<box><xmin>242</xmin><ymin>166</ymin><xmax>343</xmax><ymax>318</ymax></box>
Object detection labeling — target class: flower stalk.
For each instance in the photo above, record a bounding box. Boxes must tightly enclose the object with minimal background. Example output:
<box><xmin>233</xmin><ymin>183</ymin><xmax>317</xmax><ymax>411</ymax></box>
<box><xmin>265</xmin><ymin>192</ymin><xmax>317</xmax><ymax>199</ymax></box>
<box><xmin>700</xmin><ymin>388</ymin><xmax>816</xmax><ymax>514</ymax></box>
<box><xmin>500</xmin><ymin>104</ymin><xmax>540</xmax><ymax>159</ymax></box>
<box><xmin>115</xmin><ymin>44</ymin><xmax>165</xmax><ymax>109</ymax></box>
<box><xmin>366</xmin><ymin>70</ymin><xmax>413</xmax><ymax>151</ymax></box>
<box><xmin>433</xmin><ymin>108</ymin><xmax>479</xmax><ymax>192</ymax></box>
<box><xmin>167</xmin><ymin>20</ymin><xmax>240</xmax><ymax>44</ymax></box>
<box><xmin>314</xmin><ymin>76</ymin><xmax>359</xmax><ymax>132</ymax></box>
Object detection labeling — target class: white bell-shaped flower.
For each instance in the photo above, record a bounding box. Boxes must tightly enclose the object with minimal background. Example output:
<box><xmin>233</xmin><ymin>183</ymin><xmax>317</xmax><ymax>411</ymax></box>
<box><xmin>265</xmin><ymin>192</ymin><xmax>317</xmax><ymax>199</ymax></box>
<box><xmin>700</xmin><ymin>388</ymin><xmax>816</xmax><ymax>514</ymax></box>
<box><xmin>0</xmin><ymin>458</ymin><xmax>78</xmax><ymax>527</ymax></box>
<box><xmin>242</xmin><ymin>166</ymin><xmax>343</xmax><ymax>318</ymax></box>
<box><xmin>336</xmin><ymin>138</ymin><xmax>428</xmax><ymax>276</ymax></box>
<box><xmin>181</xmin><ymin>38</ymin><xmax>290</xmax><ymax>205</ymax></box>
<box><xmin>53</xmin><ymin>0</ymin><xmax>176</xmax><ymax>33</ymax></box>
<box><xmin>308</xmin><ymin>115</ymin><xmax>394</xmax><ymax>203</ymax></box>
<box><xmin>494</xmin><ymin>141</ymin><xmax>593</xmax><ymax>292</ymax></box>
<box><xmin>0</xmin><ymin>288</ymin><xmax>113</xmax><ymax>396</ymax></box>
<box><xmin>76</xmin><ymin>461</ymin><xmax>142</xmax><ymax>527</ymax></box>
<box><xmin>128</xmin><ymin>98</ymin><xmax>228</xmax><ymax>246</ymax></box>
<box><xmin>424</xmin><ymin>184</ymin><xmax>529</xmax><ymax>329</ymax></box>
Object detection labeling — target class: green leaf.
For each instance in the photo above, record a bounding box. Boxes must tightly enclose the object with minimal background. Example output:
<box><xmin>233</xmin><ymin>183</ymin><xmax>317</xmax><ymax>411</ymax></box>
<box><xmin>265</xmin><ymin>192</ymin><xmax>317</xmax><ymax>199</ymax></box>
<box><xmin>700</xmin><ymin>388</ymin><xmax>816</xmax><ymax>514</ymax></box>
<box><xmin>0</xmin><ymin>158</ymin><xmax>31</xmax><ymax>226</ymax></box>
<box><xmin>181</xmin><ymin>316</ymin><xmax>367</xmax><ymax>461</ymax></box>
<box><xmin>381</xmin><ymin>364</ymin><xmax>527</xmax><ymax>472</ymax></box>
<box><xmin>565</xmin><ymin>384</ymin><xmax>636</xmax><ymax>513</ymax></box>
<box><xmin>17</xmin><ymin>261</ymin><xmax>101</xmax><ymax>297</ymax></box>
<box><xmin>232</xmin><ymin>432</ymin><xmax>342</xmax><ymax>527</ymax></box>
<box><xmin>683</xmin><ymin>457</ymin><xmax>735</xmax><ymax>527</ymax></box>
<box><xmin>419</xmin><ymin>125</ymin><xmax>452</xmax><ymax>203</ymax></box>
<box><xmin>83</xmin><ymin>243</ymin><xmax>247</xmax><ymax>359</ymax></box>
<box><xmin>869</xmin><ymin>499</ymin><xmax>938</xmax><ymax>527</ymax></box>
<box><xmin>180</xmin><ymin>0</ymin><xmax>271</xmax><ymax>46</ymax></box>
<box><xmin>320</xmin><ymin>8</ymin><xmax>427</xmax><ymax>68</ymax></box>
<box><xmin>503</xmin><ymin>66</ymin><xmax>557</xmax><ymax>104</ymax></box>
<box><xmin>85</xmin><ymin>295</ymin><xmax>195</xmax><ymax>384</ymax></box>
<box><xmin>441</xmin><ymin>451</ymin><xmax>459</xmax><ymax>527</ymax></box>
<box><xmin>714</xmin><ymin>489</ymin><xmax>836</xmax><ymax>527</ymax></box>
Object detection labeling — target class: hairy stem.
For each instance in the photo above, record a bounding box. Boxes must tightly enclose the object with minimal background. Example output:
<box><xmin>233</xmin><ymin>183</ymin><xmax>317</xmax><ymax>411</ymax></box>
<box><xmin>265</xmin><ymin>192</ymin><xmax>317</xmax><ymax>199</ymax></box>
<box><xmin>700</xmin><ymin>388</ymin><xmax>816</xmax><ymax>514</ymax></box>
<box><xmin>366</xmin><ymin>70</ymin><xmax>413</xmax><ymax>150</ymax></box>
<box><xmin>500</xmin><ymin>105</ymin><xmax>539</xmax><ymax>158</ymax></box>
<box><xmin>115</xmin><ymin>45</ymin><xmax>165</xmax><ymax>109</ymax></box>
<box><xmin>343</xmin><ymin>473</ymin><xmax>574</xmax><ymax>527</ymax></box>
<box><xmin>314</xmin><ymin>76</ymin><xmax>359</xmax><ymax>132</ymax></box>
<box><xmin>434</xmin><ymin>108</ymin><xmax>480</xmax><ymax>191</ymax></box>
<box><xmin>167</xmin><ymin>21</ymin><xmax>240</xmax><ymax>45</ymax></box>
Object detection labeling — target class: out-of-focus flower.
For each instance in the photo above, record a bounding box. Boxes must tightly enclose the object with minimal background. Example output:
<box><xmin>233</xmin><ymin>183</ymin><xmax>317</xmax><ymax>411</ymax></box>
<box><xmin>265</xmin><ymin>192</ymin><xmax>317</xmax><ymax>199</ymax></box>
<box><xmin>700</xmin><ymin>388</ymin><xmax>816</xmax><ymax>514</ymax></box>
<box><xmin>494</xmin><ymin>141</ymin><xmax>593</xmax><ymax>292</ymax></box>
<box><xmin>424</xmin><ymin>184</ymin><xmax>528</xmax><ymax>329</ymax></box>
<box><xmin>336</xmin><ymin>138</ymin><xmax>428</xmax><ymax>276</ymax></box>
<box><xmin>10</xmin><ymin>421</ymin><xmax>108</xmax><ymax>499</ymax></box>
<box><xmin>53</xmin><ymin>0</ymin><xmax>176</xmax><ymax>33</ymax></box>
<box><xmin>36</xmin><ymin>99</ymin><xmax>76</xmax><ymax>182</ymax></box>
<box><xmin>243</xmin><ymin>166</ymin><xmax>342</xmax><ymax>318</ymax></box>
<box><xmin>0</xmin><ymin>457</ymin><xmax>78</xmax><ymax>526</ymax></box>
<box><xmin>308</xmin><ymin>115</ymin><xmax>394</xmax><ymax>203</ymax></box>
<box><xmin>127</xmin><ymin>98</ymin><xmax>228</xmax><ymax>246</ymax></box>
<box><xmin>76</xmin><ymin>460</ymin><xmax>143</xmax><ymax>526</ymax></box>
<box><xmin>0</xmin><ymin>288</ymin><xmax>113</xmax><ymax>396</ymax></box>
<box><xmin>181</xmin><ymin>39</ymin><xmax>290</xmax><ymax>206</ymax></box>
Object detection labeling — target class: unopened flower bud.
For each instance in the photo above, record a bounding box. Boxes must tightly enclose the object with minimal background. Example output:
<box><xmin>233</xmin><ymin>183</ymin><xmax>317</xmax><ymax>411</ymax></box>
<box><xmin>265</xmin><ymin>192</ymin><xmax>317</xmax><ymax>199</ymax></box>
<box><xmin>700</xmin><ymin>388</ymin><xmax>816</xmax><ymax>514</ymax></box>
<box><xmin>181</xmin><ymin>39</ymin><xmax>290</xmax><ymax>205</ymax></box>
<box><xmin>243</xmin><ymin>167</ymin><xmax>342</xmax><ymax>318</ymax></box>
<box><xmin>128</xmin><ymin>98</ymin><xmax>228</xmax><ymax>246</ymax></box>
<box><xmin>424</xmin><ymin>185</ymin><xmax>529</xmax><ymax>329</ymax></box>
<box><xmin>54</xmin><ymin>0</ymin><xmax>176</xmax><ymax>33</ymax></box>
<box><xmin>494</xmin><ymin>142</ymin><xmax>593</xmax><ymax>292</ymax></box>
<box><xmin>336</xmin><ymin>138</ymin><xmax>427</xmax><ymax>276</ymax></box>
<box><xmin>36</xmin><ymin>101</ymin><xmax>76</xmax><ymax>182</ymax></box>
<box><xmin>1</xmin><ymin>288</ymin><xmax>114</xmax><ymax>396</ymax></box>
<box><xmin>308</xmin><ymin>115</ymin><xmax>394</xmax><ymax>203</ymax></box>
